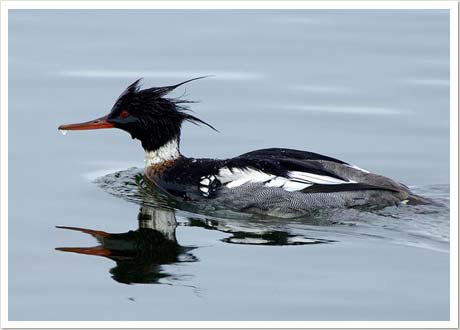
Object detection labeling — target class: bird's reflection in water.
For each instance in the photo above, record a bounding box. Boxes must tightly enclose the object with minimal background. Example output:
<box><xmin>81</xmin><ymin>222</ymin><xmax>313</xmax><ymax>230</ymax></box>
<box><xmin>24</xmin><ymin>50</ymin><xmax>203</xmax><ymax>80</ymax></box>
<box><xmin>57</xmin><ymin>170</ymin><xmax>335</xmax><ymax>285</ymax></box>
<box><xmin>57</xmin><ymin>205</ymin><xmax>335</xmax><ymax>285</ymax></box>
<box><xmin>56</xmin><ymin>207</ymin><xmax>196</xmax><ymax>284</ymax></box>
<box><xmin>185</xmin><ymin>217</ymin><xmax>335</xmax><ymax>246</ymax></box>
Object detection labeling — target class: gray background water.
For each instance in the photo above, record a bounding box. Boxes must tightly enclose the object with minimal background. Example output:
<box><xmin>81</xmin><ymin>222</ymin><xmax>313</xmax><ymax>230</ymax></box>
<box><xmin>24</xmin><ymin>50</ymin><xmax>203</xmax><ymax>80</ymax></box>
<box><xmin>8</xmin><ymin>10</ymin><xmax>450</xmax><ymax>321</ymax></box>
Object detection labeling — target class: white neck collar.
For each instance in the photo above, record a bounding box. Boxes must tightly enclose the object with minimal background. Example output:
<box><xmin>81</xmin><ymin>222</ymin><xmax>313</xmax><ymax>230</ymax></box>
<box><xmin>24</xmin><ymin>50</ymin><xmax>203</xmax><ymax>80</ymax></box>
<box><xmin>144</xmin><ymin>138</ymin><xmax>180</xmax><ymax>167</ymax></box>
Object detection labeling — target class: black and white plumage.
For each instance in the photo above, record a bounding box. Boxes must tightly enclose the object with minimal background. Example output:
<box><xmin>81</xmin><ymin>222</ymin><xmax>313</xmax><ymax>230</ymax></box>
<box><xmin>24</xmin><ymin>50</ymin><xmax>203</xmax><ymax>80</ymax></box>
<box><xmin>59</xmin><ymin>78</ymin><xmax>432</xmax><ymax>218</ymax></box>
<box><xmin>148</xmin><ymin>147</ymin><xmax>423</xmax><ymax>217</ymax></box>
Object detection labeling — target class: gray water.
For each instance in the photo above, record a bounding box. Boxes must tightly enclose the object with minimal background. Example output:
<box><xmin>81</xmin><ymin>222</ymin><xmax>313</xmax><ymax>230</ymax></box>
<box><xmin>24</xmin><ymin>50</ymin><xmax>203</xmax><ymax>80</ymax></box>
<box><xmin>8</xmin><ymin>10</ymin><xmax>450</xmax><ymax>321</ymax></box>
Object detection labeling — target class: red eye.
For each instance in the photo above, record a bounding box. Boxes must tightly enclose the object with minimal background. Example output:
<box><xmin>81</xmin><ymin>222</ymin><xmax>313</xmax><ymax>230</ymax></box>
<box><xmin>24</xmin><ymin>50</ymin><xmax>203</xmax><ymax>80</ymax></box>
<box><xmin>120</xmin><ymin>110</ymin><xmax>130</xmax><ymax>118</ymax></box>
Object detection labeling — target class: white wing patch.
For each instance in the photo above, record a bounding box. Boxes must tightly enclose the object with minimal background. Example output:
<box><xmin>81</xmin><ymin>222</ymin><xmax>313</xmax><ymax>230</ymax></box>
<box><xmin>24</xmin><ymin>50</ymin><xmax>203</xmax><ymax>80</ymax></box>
<box><xmin>218</xmin><ymin>168</ymin><xmax>273</xmax><ymax>188</ymax></box>
<box><xmin>265</xmin><ymin>177</ymin><xmax>310</xmax><ymax>191</ymax></box>
<box><xmin>216</xmin><ymin>167</ymin><xmax>355</xmax><ymax>192</ymax></box>
<box><xmin>288</xmin><ymin>171</ymin><xmax>353</xmax><ymax>184</ymax></box>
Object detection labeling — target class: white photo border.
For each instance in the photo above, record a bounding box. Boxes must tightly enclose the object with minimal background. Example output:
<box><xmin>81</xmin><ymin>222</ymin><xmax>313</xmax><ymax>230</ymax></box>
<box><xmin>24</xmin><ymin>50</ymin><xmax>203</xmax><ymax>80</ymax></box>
<box><xmin>1</xmin><ymin>1</ymin><xmax>458</xmax><ymax>328</ymax></box>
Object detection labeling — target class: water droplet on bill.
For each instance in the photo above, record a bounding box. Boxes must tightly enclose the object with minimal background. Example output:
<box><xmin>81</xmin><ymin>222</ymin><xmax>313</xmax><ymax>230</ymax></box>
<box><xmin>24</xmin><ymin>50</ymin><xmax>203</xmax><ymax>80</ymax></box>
<box><xmin>59</xmin><ymin>129</ymin><xmax>68</xmax><ymax>136</ymax></box>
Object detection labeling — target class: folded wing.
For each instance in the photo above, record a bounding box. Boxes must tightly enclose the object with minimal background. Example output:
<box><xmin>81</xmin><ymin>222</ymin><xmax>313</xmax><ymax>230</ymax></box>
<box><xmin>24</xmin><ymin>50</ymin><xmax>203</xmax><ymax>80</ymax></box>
<box><xmin>206</xmin><ymin>148</ymin><xmax>397</xmax><ymax>194</ymax></box>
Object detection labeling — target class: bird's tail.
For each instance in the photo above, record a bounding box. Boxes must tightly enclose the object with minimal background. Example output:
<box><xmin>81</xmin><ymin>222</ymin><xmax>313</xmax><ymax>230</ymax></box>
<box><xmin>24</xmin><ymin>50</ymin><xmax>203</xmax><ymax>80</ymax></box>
<box><xmin>405</xmin><ymin>193</ymin><xmax>441</xmax><ymax>206</ymax></box>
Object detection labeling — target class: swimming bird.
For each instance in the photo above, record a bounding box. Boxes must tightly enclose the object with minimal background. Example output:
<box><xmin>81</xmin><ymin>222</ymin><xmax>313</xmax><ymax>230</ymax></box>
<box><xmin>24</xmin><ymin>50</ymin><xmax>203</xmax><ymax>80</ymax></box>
<box><xmin>59</xmin><ymin>78</ymin><xmax>430</xmax><ymax>217</ymax></box>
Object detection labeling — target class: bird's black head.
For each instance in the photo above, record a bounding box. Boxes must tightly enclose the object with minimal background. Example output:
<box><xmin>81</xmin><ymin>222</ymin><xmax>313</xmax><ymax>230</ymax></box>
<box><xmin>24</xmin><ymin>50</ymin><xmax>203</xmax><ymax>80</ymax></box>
<box><xmin>59</xmin><ymin>77</ymin><xmax>216</xmax><ymax>152</ymax></box>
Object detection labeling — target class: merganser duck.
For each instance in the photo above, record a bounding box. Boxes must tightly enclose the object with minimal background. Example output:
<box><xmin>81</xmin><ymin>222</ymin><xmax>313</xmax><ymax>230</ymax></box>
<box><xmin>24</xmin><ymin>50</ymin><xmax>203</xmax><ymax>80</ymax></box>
<box><xmin>59</xmin><ymin>78</ymin><xmax>430</xmax><ymax>217</ymax></box>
